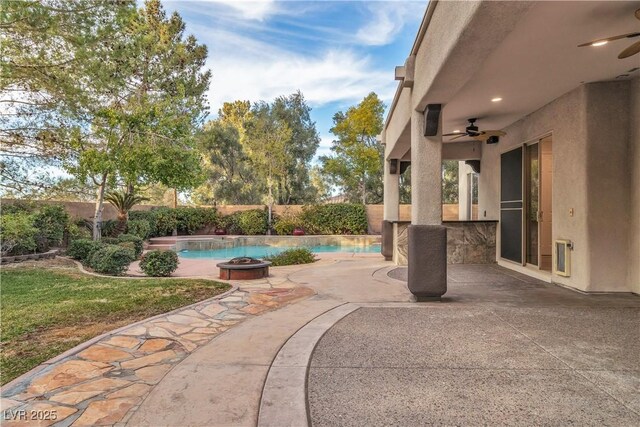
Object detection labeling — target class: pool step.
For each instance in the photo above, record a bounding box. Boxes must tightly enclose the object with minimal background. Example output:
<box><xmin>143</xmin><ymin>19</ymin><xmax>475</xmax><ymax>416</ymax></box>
<box><xmin>145</xmin><ymin>237</ymin><xmax>176</xmax><ymax>251</ymax></box>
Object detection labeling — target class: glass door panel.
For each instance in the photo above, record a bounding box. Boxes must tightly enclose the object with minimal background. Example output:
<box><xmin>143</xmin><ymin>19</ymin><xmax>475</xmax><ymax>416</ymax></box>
<box><xmin>525</xmin><ymin>144</ymin><xmax>539</xmax><ymax>266</ymax></box>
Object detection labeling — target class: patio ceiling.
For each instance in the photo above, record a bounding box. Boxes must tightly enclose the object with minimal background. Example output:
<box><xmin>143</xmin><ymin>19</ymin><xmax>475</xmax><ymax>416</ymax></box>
<box><xmin>440</xmin><ymin>0</ymin><xmax>640</xmax><ymax>141</ymax></box>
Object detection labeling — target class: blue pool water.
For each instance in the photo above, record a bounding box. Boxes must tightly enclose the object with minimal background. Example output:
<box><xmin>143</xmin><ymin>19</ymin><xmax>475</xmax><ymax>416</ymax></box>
<box><xmin>178</xmin><ymin>244</ymin><xmax>381</xmax><ymax>259</ymax></box>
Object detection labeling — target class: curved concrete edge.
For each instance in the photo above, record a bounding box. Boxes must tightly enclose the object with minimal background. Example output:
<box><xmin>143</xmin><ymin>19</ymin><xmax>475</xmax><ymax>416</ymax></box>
<box><xmin>1</xmin><ymin>283</ymin><xmax>239</xmax><ymax>393</ymax></box>
<box><xmin>257</xmin><ymin>303</ymin><xmax>360</xmax><ymax>427</ymax></box>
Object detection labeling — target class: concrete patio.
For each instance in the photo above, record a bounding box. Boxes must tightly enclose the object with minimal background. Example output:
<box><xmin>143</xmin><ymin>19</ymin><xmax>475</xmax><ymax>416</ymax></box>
<box><xmin>3</xmin><ymin>257</ymin><xmax>637</xmax><ymax>426</ymax></box>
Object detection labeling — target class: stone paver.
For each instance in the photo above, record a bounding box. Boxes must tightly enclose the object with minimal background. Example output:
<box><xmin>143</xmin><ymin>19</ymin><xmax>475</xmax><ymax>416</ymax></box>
<box><xmin>1</xmin><ymin>264</ymin><xmax>316</xmax><ymax>427</ymax></box>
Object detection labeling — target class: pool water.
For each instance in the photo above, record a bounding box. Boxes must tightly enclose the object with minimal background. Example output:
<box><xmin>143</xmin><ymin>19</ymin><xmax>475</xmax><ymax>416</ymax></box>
<box><xmin>178</xmin><ymin>244</ymin><xmax>381</xmax><ymax>259</ymax></box>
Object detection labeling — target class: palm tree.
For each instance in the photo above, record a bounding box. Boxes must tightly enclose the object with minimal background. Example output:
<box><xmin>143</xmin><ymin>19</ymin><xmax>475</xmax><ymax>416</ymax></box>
<box><xmin>105</xmin><ymin>190</ymin><xmax>148</xmax><ymax>236</ymax></box>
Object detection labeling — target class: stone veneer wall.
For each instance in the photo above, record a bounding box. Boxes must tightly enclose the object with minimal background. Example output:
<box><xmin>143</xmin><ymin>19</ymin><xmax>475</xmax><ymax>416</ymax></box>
<box><xmin>394</xmin><ymin>221</ymin><xmax>497</xmax><ymax>266</ymax></box>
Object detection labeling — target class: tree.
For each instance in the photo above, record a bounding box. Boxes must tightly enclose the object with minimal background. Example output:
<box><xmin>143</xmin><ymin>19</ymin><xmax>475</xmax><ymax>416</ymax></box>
<box><xmin>2</xmin><ymin>0</ymin><xmax>211</xmax><ymax>239</ymax></box>
<box><xmin>442</xmin><ymin>160</ymin><xmax>459</xmax><ymax>204</ymax></box>
<box><xmin>244</xmin><ymin>102</ymin><xmax>292</xmax><ymax>231</ymax></box>
<box><xmin>193</xmin><ymin>120</ymin><xmax>262</xmax><ymax>204</ymax></box>
<box><xmin>319</xmin><ymin>93</ymin><xmax>385</xmax><ymax>204</ymax></box>
<box><xmin>270</xmin><ymin>92</ymin><xmax>320</xmax><ymax>204</ymax></box>
<box><xmin>105</xmin><ymin>190</ymin><xmax>148</xmax><ymax>236</ymax></box>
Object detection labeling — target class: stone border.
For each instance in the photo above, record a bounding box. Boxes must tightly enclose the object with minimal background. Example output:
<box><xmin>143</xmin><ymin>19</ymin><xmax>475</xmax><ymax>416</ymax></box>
<box><xmin>0</xmin><ymin>249</ymin><xmax>58</xmax><ymax>264</ymax></box>
<box><xmin>1</xmin><ymin>281</ymin><xmax>238</xmax><ymax>393</ymax></box>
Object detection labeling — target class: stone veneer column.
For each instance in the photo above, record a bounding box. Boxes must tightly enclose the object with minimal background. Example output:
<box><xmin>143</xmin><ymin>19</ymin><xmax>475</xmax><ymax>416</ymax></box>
<box><xmin>408</xmin><ymin>107</ymin><xmax>447</xmax><ymax>300</ymax></box>
<box><xmin>381</xmin><ymin>157</ymin><xmax>400</xmax><ymax>260</ymax></box>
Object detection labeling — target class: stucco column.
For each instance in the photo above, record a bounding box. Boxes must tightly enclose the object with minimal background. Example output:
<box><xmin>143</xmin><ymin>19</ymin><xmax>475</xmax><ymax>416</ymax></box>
<box><xmin>381</xmin><ymin>157</ymin><xmax>400</xmax><ymax>261</ymax></box>
<box><xmin>383</xmin><ymin>159</ymin><xmax>400</xmax><ymax>221</ymax></box>
<box><xmin>408</xmin><ymin>107</ymin><xmax>447</xmax><ymax>300</ymax></box>
<box><xmin>411</xmin><ymin>108</ymin><xmax>442</xmax><ymax>224</ymax></box>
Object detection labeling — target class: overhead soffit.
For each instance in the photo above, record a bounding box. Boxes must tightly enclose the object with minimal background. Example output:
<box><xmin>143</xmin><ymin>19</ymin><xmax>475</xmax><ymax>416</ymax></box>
<box><xmin>439</xmin><ymin>1</ymin><xmax>640</xmax><ymax>141</ymax></box>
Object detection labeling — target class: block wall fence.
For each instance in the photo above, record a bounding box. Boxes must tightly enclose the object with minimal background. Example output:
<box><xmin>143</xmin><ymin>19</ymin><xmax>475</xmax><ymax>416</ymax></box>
<box><xmin>0</xmin><ymin>199</ymin><xmax>462</xmax><ymax>234</ymax></box>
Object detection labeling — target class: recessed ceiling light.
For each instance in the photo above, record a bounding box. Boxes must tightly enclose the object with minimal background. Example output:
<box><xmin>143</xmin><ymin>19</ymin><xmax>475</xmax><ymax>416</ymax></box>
<box><xmin>591</xmin><ymin>41</ymin><xmax>608</xmax><ymax>47</ymax></box>
<box><xmin>491</xmin><ymin>97</ymin><xmax>502</xmax><ymax>102</ymax></box>
<box><xmin>453</xmin><ymin>130</ymin><xmax>461</xmax><ymax>133</ymax></box>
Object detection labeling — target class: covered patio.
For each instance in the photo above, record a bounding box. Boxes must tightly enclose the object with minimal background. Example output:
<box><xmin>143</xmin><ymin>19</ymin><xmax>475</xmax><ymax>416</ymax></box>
<box><xmin>382</xmin><ymin>0</ymin><xmax>640</xmax><ymax>298</ymax></box>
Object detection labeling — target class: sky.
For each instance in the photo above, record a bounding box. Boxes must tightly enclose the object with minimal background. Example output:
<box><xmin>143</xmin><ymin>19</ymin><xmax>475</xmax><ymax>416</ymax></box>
<box><xmin>161</xmin><ymin>0</ymin><xmax>426</xmax><ymax>160</ymax></box>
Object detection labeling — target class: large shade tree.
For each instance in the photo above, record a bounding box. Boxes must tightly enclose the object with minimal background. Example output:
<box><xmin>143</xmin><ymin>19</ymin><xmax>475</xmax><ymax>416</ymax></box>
<box><xmin>319</xmin><ymin>92</ymin><xmax>385</xmax><ymax>204</ymax></box>
<box><xmin>1</xmin><ymin>0</ymin><xmax>211</xmax><ymax>239</ymax></box>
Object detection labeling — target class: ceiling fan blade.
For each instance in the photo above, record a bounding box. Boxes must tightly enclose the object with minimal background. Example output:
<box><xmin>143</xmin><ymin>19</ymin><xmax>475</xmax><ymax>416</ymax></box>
<box><xmin>619</xmin><ymin>40</ymin><xmax>640</xmax><ymax>59</ymax></box>
<box><xmin>449</xmin><ymin>134</ymin><xmax>468</xmax><ymax>140</ymax></box>
<box><xmin>442</xmin><ymin>132</ymin><xmax>464</xmax><ymax>137</ymax></box>
<box><xmin>481</xmin><ymin>130</ymin><xmax>507</xmax><ymax>137</ymax></box>
<box><xmin>577</xmin><ymin>32</ymin><xmax>640</xmax><ymax>47</ymax></box>
<box><xmin>472</xmin><ymin>133</ymin><xmax>490</xmax><ymax>142</ymax></box>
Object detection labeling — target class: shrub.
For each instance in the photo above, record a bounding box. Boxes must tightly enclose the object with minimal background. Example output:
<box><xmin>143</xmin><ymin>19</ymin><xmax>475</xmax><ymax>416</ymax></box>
<box><xmin>299</xmin><ymin>204</ymin><xmax>368</xmax><ymax>235</ymax></box>
<box><xmin>223</xmin><ymin>209</ymin><xmax>268</xmax><ymax>235</ymax></box>
<box><xmin>88</xmin><ymin>244</ymin><xmax>135</xmax><ymax>275</ymax></box>
<box><xmin>126</xmin><ymin>219</ymin><xmax>151</xmax><ymax>240</ymax></box>
<box><xmin>65</xmin><ymin>220</ymin><xmax>91</xmax><ymax>242</ymax></box>
<box><xmin>264</xmin><ymin>248</ymin><xmax>316</xmax><ymax>266</ymax></box>
<box><xmin>100</xmin><ymin>219</ymin><xmax>118</xmax><ymax>237</ymax></box>
<box><xmin>66</xmin><ymin>239</ymin><xmax>104</xmax><ymax>262</ymax></box>
<box><xmin>139</xmin><ymin>250</ymin><xmax>179</xmax><ymax>277</ymax></box>
<box><xmin>175</xmin><ymin>207</ymin><xmax>219</xmax><ymax>234</ymax></box>
<box><xmin>130</xmin><ymin>207</ymin><xmax>177</xmax><ymax>237</ymax></box>
<box><xmin>116</xmin><ymin>234</ymin><xmax>143</xmax><ymax>259</ymax></box>
<box><xmin>273</xmin><ymin>214</ymin><xmax>298</xmax><ymax>235</ymax></box>
<box><xmin>0</xmin><ymin>213</ymin><xmax>38</xmax><ymax>256</ymax></box>
<box><xmin>32</xmin><ymin>205</ymin><xmax>69</xmax><ymax>249</ymax></box>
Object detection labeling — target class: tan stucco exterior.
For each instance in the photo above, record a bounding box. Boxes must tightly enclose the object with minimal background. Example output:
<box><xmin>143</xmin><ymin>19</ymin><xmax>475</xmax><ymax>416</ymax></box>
<box><xmin>383</xmin><ymin>1</ymin><xmax>639</xmax><ymax>293</ymax></box>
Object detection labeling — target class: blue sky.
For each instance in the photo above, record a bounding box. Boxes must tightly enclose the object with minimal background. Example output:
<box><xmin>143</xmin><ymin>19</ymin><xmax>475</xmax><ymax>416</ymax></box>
<box><xmin>162</xmin><ymin>0</ymin><xmax>426</xmax><ymax>159</ymax></box>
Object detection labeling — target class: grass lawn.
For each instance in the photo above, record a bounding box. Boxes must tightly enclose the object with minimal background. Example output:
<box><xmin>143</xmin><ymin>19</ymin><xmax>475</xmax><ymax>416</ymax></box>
<box><xmin>0</xmin><ymin>259</ymin><xmax>230</xmax><ymax>385</ymax></box>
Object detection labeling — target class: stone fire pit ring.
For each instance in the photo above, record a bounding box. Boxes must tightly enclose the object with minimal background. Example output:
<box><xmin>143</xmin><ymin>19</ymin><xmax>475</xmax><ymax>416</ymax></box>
<box><xmin>217</xmin><ymin>257</ymin><xmax>272</xmax><ymax>280</ymax></box>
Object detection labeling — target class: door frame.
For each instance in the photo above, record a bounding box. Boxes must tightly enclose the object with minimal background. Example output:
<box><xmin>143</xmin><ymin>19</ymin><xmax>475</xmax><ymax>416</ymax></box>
<box><xmin>498</xmin><ymin>132</ymin><xmax>553</xmax><ymax>268</ymax></box>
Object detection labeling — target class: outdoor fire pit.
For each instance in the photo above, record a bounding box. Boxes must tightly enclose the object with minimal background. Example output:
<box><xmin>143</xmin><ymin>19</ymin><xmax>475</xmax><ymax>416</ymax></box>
<box><xmin>217</xmin><ymin>257</ymin><xmax>272</xmax><ymax>280</ymax></box>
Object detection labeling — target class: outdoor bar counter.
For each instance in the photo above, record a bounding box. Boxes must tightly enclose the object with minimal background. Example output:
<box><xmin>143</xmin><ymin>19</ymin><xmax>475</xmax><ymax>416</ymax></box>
<box><xmin>390</xmin><ymin>220</ymin><xmax>498</xmax><ymax>265</ymax></box>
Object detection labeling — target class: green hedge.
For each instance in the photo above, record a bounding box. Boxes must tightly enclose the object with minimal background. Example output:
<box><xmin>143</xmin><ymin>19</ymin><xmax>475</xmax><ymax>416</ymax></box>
<box><xmin>295</xmin><ymin>204</ymin><xmax>368</xmax><ymax>235</ymax></box>
<box><xmin>139</xmin><ymin>250</ymin><xmax>179</xmax><ymax>277</ymax></box>
<box><xmin>130</xmin><ymin>207</ymin><xmax>220</xmax><ymax>237</ymax></box>
<box><xmin>0</xmin><ymin>212</ymin><xmax>39</xmax><ymax>256</ymax></box>
<box><xmin>0</xmin><ymin>204</ymin><xmax>70</xmax><ymax>255</ymax></box>
<box><xmin>223</xmin><ymin>209</ymin><xmax>268</xmax><ymax>235</ymax></box>
<box><xmin>66</xmin><ymin>239</ymin><xmax>104</xmax><ymax>262</ymax></box>
<box><xmin>126</xmin><ymin>219</ymin><xmax>151</xmax><ymax>240</ymax></box>
<box><xmin>88</xmin><ymin>244</ymin><xmax>136</xmax><ymax>276</ymax></box>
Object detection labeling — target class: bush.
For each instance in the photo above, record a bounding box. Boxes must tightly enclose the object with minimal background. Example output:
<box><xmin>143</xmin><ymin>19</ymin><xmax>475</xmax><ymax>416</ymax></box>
<box><xmin>139</xmin><ymin>250</ymin><xmax>179</xmax><ymax>277</ymax></box>
<box><xmin>116</xmin><ymin>234</ymin><xmax>143</xmax><ymax>259</ymax></box>
<box><xmin>32</xmin><ymin>205</ymin><xmax>69</xmax><ymax>249</ymax></box>
<box><xmin>130</xmin><ymin>207</ymin><xmax>177</xmax><ymax>237</ymax></box>
<box><xmin>100</xmin><ymin>220</ymin><xmax>118</xmax><ymax>238</ymax></box>
<box><xmin>0</xmin><ymin>213</ymin><xmax>38</xmax><ymax>256</ymax></box>
<box><xmin>88</xmin><ymin>244</ymin><xmax>135</xmax><ymax>275</ymax></box>
<box><xmin>66</xmin><ymin>220</ymin><xmax>91</xmax><ymax>242</ymax></box>
<box><xmin>264</xmin><ymin>248</ymin><xmax>316</xmax><ymax>266</ymax></box>
<box><xmin>223</xmin><ymin>209</ymin><xmax>268</xmax><ymax>235</ymax></box>
<box><xmin>273</xmin><ymin>214</ymin><xmax>298</xmax><ymax>235</ymax></box>
<box><xmin>175</xmin><ymin>207</ymin><xmax>220</xmax><ymax>235</ymax></box>
<box><xmin>66</xmin><ymin>238</ymin><xmax>104</xmax><ymax>262</ymax></box>
<box><xmin>126</xmin><ymin>219</ymin><xmax>151</xmax><ymax>240</ymax></box>
<box><xmin>299</xmin><ymin>204</ymin><xmax>368</xmax><ymax>235</ymax></box>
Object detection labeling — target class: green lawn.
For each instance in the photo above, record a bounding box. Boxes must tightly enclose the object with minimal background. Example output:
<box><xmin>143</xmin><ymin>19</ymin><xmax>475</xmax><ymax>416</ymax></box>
<box><xmin>0</xmin><ymin>259</ymin><xmax>230</xmax><ymax>385</ymax></box>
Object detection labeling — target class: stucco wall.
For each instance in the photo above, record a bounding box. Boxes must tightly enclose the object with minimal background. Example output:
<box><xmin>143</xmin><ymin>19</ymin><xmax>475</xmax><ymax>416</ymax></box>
<box><xmin>478</xmin><ymin>81</ymin><xmax>635</xmax><ymax>292</ymax></box>
<box><xmin>629</xmin><ymin>76</ymin><xmax>640</xmax><ymax>294</ymax></box>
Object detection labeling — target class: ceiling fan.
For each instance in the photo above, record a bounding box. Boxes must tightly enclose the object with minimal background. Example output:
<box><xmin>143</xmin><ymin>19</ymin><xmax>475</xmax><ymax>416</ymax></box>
<box><xmin>577</xmin><ymin>8</ymin><xmax>640</xmax><ymax>59</ymax></box>
<box><xmin>442</xmin><ymin>118</ymin><xmax>506</xmax><ymax>144</ymax></box>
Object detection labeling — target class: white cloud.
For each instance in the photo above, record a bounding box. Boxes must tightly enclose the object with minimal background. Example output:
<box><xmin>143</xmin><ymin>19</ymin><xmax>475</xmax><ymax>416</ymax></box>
<box><xmin>205</xmin><ymin>36</ymin><xmax>397</xmax><ymax>113</ymax></box>
<box><xmin>355</xmin><ymin>1</ymin><xmax>424</xmax><ymax>46</ymax></box>
<box><xmin>189</xmin><ymin>0</ymin><xmax>278</xmax><ymax>21</ymax></box>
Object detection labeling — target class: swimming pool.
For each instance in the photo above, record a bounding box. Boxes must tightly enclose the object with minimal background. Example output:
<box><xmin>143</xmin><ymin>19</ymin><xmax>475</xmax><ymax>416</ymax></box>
<box><xmin>178</xmin><ymin>244</ymin><xmax>381</xmax><ymax>259</ymax></box>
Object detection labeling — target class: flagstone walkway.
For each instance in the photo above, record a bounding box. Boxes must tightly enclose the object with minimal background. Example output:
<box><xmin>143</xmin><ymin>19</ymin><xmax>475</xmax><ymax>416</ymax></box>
<box><xmin>0</xmin><ymin>268</ymin><xmax>314</xmax><ymax>427</ymax></box>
